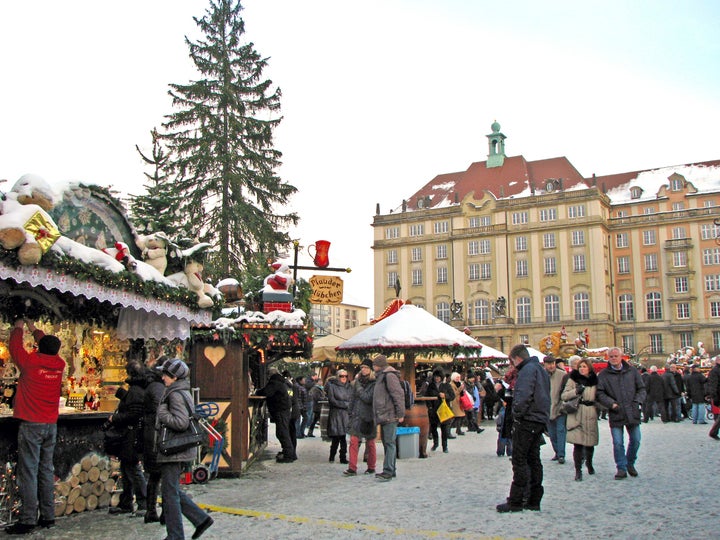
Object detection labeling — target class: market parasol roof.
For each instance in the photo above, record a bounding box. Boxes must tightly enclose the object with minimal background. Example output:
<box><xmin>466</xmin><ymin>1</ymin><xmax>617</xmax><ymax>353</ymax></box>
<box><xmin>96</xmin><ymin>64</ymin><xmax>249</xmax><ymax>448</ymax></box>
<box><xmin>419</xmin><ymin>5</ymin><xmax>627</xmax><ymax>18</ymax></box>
<box><xmin>312</xmin><ymin>324</ymin><xmax>371</xmax><ymax>362</ymax></box>
<box><xmin>336</xmin><ymin>304</ymin><xmax>482</xmax><ymax>359</ymax></box>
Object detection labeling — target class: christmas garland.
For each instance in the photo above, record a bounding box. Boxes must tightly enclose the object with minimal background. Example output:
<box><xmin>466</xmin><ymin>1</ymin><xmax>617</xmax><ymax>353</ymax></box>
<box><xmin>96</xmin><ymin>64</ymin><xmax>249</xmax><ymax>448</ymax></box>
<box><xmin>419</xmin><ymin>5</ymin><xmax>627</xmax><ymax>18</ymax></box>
<box><xmin>191</xmin><ymin>324</ymin><xmax>313</xmax><ymax>359</ymax></box>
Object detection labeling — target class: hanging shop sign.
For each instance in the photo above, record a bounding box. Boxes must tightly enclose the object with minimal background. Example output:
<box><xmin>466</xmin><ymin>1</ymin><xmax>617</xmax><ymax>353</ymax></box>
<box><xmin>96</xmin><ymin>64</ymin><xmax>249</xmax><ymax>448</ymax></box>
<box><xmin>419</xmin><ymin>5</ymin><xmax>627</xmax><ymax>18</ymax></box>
<box><xmin>309</xmin><ymin>275</ymin><xmax>343</xmax><ymax>305</ymax></box>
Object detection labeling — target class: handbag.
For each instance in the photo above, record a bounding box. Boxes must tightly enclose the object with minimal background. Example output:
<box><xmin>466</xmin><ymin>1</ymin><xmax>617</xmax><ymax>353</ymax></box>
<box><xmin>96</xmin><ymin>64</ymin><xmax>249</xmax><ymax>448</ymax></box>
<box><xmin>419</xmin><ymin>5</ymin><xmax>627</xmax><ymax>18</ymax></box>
<box><xmin>156</xmin><ymin>393</ymin><xmax>207</xmax><ymax>456</ymax></box>
<box><xmin>559</xmin><ymin>394</ymin><xmax>581</xmax><ymax>415</ymax></box>
<box><xmin>437</xmin><ymin>399</ymin><xmax>454</xmax><ymax>424</ymax></box>
<box><xmin>103</xmin><ymin>424</ymin><xmax>129</xmax><ymax>457</ymax></box>
<box><xmin>459</xmin><ymin>390</ymin><xmax>474</xmax><ymax>411</ymax></box>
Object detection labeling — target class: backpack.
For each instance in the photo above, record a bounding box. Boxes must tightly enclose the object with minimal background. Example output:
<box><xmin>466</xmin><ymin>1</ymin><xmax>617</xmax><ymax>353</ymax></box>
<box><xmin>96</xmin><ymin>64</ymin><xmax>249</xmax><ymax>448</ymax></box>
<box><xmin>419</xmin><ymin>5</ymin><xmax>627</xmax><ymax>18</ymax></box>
<box><xmin>385</xmin><ymin>372</ymin><xmax>414</xmax><ymax>409</ymax></box>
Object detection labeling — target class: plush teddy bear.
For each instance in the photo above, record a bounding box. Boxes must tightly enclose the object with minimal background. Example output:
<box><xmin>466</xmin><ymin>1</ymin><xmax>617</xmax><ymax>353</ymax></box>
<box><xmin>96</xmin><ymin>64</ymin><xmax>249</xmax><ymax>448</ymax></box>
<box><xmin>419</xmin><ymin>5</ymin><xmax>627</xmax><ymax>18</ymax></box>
<box><xmin>263</xmin><ymin>262</ymin><xmax>294</xmax><ymax>292</ymax></box>
<box><xmin>135</xmin><ymin>232</ymin><xmax>170</xmax><ymax>275</ymax></box>
<box><xmin>102</xmin><ymin>241</ymin><xmax>138</xmax><ymax>270</ymax></box>
<box><xmin>0</xmin><ymin>174</ymin><xmax>60</xmax><ymax>265</ymax></box>
<box><xmin>166</xmin><ymin>243</ymin><xmax>221</xmax><ymax>308</ymax></box>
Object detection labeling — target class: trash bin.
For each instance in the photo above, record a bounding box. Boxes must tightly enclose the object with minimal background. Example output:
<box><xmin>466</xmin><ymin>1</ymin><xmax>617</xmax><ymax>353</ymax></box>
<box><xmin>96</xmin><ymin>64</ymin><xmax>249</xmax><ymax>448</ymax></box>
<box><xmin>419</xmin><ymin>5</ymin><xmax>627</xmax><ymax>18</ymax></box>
<box><xmin>396</xmin><ymin>426</ymin><xmax>420</xmax><ymax>459</ymax></box>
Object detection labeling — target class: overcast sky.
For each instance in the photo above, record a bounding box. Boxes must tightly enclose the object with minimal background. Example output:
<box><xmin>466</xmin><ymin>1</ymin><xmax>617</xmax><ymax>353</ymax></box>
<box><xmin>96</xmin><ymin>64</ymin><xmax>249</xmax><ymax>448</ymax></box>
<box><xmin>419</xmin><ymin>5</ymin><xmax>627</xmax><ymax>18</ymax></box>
<box><xmin>1</xmin><ymin>0</ymin><xmax>719</xmax><ymax>315</ymax></box>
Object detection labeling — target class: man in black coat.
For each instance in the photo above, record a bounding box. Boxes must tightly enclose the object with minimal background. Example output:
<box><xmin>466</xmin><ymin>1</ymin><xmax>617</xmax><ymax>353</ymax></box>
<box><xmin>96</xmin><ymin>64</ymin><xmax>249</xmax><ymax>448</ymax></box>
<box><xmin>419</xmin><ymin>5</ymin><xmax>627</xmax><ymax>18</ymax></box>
<box><xmin>685</xmin><ymin>365</ymin><xmax>708</xmax><ymax>424</ymax></box>
<box><xmin>496</xmin><ymin>344</ymin><xmax>550</xmax><ymax>513</ymax></box>
<box><xmin>597</xmin><ymin>347</ymin><xmax>646</xmax><ymax>480</ymax></box>
<box><xmin>662</xmin><ymin>364</ymin><xmax>681</xmax><ymax>422</ymax></box>
<box><xmin>645</xmin><ymin>366</ymin><xmax>665</xmax><ymax>422</ymax></box>
<box><xmin>708</xmin><ymin>356</ymin><xmax>720</xmax><ymax>440</ymax></box>
<box><xmin>256</xmin><ymin>367</ymin><xmax>296</xmax><ymax>462</ymax></box>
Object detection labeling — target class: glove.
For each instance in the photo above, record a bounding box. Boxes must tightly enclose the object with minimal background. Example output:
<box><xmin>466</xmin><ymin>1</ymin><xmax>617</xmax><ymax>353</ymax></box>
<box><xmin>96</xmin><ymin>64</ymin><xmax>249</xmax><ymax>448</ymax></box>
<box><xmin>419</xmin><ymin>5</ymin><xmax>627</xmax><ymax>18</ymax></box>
<box><xmin>575</xmin><ymin>384</ymin><xmax>585</xmax><ymax>395</ymax></box>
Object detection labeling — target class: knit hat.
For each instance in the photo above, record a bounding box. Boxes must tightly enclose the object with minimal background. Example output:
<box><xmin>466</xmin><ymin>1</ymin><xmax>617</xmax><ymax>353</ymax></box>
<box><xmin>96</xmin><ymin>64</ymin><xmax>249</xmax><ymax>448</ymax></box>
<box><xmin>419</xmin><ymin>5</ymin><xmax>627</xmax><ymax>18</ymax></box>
<box><xmin>162</xmin><ymin>358</ymin><xmax>189</xmax><ymax>380</ymax></box>
<box><xmin>38</xmin><ymin>335</ymin><xmax>61</xmax><ymax>355</ymax></box>
<box><xmin>372</xmin><ymin>354</ymin><xmax>388</xmax><ymax>368</ymax></box>
<box><xmin>361</xmin><ymin>358</ymin><xmax>373</xmax><ymax>369</ymax></box>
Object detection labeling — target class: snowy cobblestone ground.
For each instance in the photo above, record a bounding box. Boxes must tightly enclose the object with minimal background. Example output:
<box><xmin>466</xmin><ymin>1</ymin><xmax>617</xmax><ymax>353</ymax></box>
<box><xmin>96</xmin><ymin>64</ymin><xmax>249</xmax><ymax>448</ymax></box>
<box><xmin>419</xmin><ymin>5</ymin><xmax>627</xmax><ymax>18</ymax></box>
<box><xmin>29</xmin><ymin>417</ymin><xmax>720</xmax><ymax>539</ymax></box>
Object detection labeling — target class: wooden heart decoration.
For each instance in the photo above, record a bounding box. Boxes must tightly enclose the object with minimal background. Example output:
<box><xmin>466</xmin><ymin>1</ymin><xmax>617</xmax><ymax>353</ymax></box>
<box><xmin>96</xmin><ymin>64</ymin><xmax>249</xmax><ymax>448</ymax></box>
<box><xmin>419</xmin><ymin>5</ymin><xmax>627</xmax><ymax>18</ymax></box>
<box><xmin>203</xmin><ymin>346</ymin><xmax>226</xmax><ymax>367</ymax></box>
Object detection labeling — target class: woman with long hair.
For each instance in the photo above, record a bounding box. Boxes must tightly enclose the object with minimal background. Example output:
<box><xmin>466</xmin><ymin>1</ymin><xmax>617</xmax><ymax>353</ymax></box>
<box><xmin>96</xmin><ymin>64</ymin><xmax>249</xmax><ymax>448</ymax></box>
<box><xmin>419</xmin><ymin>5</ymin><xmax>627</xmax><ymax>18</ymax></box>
<box><xmin>561</xmin><ymin>358</ymin><xmax>600</xmax><ymax>481</ymax></box>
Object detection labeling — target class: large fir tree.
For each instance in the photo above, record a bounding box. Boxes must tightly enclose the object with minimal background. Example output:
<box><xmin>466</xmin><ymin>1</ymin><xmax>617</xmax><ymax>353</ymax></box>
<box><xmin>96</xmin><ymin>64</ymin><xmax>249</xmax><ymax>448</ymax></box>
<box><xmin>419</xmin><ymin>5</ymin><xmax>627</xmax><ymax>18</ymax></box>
<box><xmin>160</xmin><ymin>0</ymin><xmax>297</xmax><ymax>278</ymax></box>
<box><xmin>130</xmin><ymin>128</ymin><xmax>185</xmax><ymax>236</ymax></box>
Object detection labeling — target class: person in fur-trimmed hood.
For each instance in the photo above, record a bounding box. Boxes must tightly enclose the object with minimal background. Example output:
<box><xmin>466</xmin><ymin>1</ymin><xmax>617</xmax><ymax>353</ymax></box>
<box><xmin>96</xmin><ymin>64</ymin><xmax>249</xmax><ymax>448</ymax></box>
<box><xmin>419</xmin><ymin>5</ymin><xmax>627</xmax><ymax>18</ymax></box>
<box><xmin>561</xmin><ymin>358</ymin><xmax>600</xmax><ymax>481</ymax></box>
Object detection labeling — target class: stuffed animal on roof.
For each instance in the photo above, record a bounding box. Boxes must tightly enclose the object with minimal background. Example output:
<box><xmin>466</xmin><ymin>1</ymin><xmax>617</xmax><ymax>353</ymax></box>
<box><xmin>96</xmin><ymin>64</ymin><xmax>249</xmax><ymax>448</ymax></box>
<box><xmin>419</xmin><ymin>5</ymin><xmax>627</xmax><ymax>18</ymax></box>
<box><xmin>166</xmin><ymin>243</ymin><xmax>221</xmax><ymax>308</ymax></box>
<box><xmin>263</xmin><ymin>261</ymin><xmax>294</xmax><ymax>292</ymax></box>
<box><xmin>135</xmin><ymin>232</ymin><xmax>170</xmax><ymax>275</ymax></box>
<box><xmin>0</xmin><ymin>174</ymin><xmax>60</xmax><ymax>265</ymax></box>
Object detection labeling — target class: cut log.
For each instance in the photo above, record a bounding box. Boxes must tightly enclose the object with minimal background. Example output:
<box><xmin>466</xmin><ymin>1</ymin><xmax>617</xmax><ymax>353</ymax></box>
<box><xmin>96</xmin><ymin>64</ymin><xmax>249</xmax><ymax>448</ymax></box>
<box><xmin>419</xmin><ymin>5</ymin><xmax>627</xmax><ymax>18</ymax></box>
<box><xmin>68</xmin><ymin>475</ymin><xmax>80</xmax><ymax>488</ymax></box>
<box><xmin>110</xmin><ymin>492</ymin><xmax>120</xmax><ymax>507</ymax></box>
<box><xmin>64</xmin><ymin>502</ymin><xmax>75</xmax><ymax>515</ymax></box>
<box><xmin>71</xmin><ymin>463</ymin><xmax>82</xmax><ymax>476</ymax></box>
<box><xmin>80</xmin><ymin>481</ymin><xmax>93</xmax><ymax>498</ymax></box>
<box><xmin>81</xmin><ymin>455</ymin><xmax>93</xmax><ymax>471</ymax></box>
<box><xmin>78</xmin><ymin>471</ymin><xmax>88</xmax><ymax>484</ymax></box>
<box><xmin>88</xmin><ymin>466</ymin><xmax>100</xmax><ymax>482</ymax></box>
<box><xmin>105</xmin><ymin>478</ymin><xmax>117</xmax><ymax>493</ymax></box>
<box><xmin>92</xmin><ymin>481</ymin><xmax>105</xmax><ymax>497</ymax></box>
<box><xmin>97</xmin><ymin>458</ymin><xmax>108</xmax><ymax>471</ymax></box>
<box><xmin>54</xmin><ymin>498</ymin><xmax>66</xmax><ymax>517</ymax></box>
<box><xmin>99</xmin><ymin>469</ymin><xmax>110</xmax><ymax>482</ymax></box>
<box><xmin>73</xmin><ymin>495</ymin><xmax>86</xmax><ymax>513</ymax></box>
<box><xmin>56</xmin><ymin>481</ymin><xmax>71</xmax><ymax>497</ymax></box>
<box><xmin>86</xmin><ymin>494</ymin><xmax>98</xmax><ymax>511</ymax></box>
<box><xmin>98</xmin><ymin>491</ymin><xmax>111</xmax><ymax>508</ymax></box>
<box><xmin>90</xmin><ymin>453</ymin><xmax>101</xmax><ymax>467</ymax></box>
<box><xmin>67</xmin><ymin>486</ymin><xmax>81</xmax><ymax>505</ymax></box>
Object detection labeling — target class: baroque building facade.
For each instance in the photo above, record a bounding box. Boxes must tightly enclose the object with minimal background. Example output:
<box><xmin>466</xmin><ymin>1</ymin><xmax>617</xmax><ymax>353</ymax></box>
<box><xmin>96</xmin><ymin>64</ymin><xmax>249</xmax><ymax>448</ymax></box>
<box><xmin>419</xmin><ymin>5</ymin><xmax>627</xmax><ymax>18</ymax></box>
<box><xmin>372</xmin><ymin>122</ymin><xmax>720</xmax><ymax>365</ymax></box>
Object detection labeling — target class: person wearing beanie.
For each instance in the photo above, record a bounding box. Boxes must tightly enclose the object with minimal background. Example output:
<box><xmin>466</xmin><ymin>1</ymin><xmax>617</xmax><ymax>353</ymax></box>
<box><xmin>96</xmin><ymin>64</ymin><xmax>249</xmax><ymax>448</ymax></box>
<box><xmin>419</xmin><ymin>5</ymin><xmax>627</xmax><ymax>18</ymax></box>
<box><xmin>7</xmin><ymin>319</ymin><xmax>66</xmax><ymax>535</ymax></box>
<box><xmin>156</xmin><ymin>359</ymin><xmax>214</xmax><ymax>540</ymax></box>
<box><xmin>372</xmin><ymin>355</ymin><xmax>405</xmax><ymax>481</ymax></box>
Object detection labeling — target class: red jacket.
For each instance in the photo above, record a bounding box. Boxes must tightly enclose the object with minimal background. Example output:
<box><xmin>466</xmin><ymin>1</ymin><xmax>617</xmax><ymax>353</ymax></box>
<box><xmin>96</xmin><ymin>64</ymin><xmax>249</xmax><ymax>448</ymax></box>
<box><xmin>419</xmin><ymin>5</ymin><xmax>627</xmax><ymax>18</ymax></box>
<box><xmin>9</xmin><ymin>327</ymin><xmax>66</xmax><ymax>423</ymax></box>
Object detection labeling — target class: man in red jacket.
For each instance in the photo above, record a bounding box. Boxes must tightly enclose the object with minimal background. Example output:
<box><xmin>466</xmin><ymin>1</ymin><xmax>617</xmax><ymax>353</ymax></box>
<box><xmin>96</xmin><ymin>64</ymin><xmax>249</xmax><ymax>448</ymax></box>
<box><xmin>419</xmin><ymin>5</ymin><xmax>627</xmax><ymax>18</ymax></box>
<box><xmin>6</xmin><ymin>319</ymin><xmax>65</xmax><ymax>535</ymax></box>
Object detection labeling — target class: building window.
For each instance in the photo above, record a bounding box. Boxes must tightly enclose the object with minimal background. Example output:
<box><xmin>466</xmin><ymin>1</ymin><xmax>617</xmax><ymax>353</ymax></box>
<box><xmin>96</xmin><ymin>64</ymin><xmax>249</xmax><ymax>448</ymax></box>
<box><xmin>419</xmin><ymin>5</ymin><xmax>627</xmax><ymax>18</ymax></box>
<box><xmin>515</xmin><ymin>236</ymin><xmax>527</xmax><ymax>251</ymax></box>
<box><xmin>676</xmin><ymin>303</ymin><xmax>690</xmax><ymax>319</ymax></box>
<box><xmin>701</xmin><ymin>223</ymin><xmax>720</xmax><ymax>240</ymax></box>
<box><xmin>436</xmin><ymin>244</ymin><xmax>447</xmax><ymax>259</ymax></box>
<box><xmin>344</xmin><ymin>309</ymin><xmax>358</xmax><ymax>330</ymax></box>
<box><xmin>616</xmin><ymin>233</ymin><xmax>629</xmax><ymax>248</ymax></box>
<box><xmin>469</xmin><ymin>216</ymin><xmax>480</xmax><ymax>228</ymax></box>
<box><xmin>571</xmin><ymin>230</ymin><xmax>585</xmax><ymax>246</ymax></box>
<box><xmin>543</xmin><ymin>233</ymin><xmax>556</xmax><ymax>249</ymax></box>
<box><xmin>385</xmin><ymin>226</ymin><xmax>399</xmax><ymax>239</ymax></box>
<box><xmin>704</xmin><ymin>248</ymin><xmax>720</xmax><ymax>266</ymax></box>
<box><xmin>618</xmin><ymin>256</ymin><xmax>630</xmax><ymax>274</ymax></box>
<box><xmin>411</xmin><ymin>269</ymin><xmax>422</xmax><ymax>286</ymax></box>
<box><xmin>673</xmin><ymin>251</ymin><xmax>687</xmax><ymax>268</ymax></box>
<box><xmin>544</xmin><ymin>294</ymin><xmax>560</xmax><ymax>322</ymax></box>
<box><xmin>568</xmin><ymin>205</ymin><xmax>586</xmax><ymax>218</ymax></box>
<box><xmin>645</xmin><ymin>253</ymin><xmax>658</xmax><ymax>272</ymax></box>
<box><xmin>516</xmin><ymin>259</ymin><xmax>528</xmax><ymax>277</ymax></box>
<box><xmin>675</xmin><ymin>277</ymin><xmax>688</xmax><ymax>293</ymax></box>
<box><xmin>671</xmin><ymin>226</ymin><xmax>686</xmax><ymax>239</ymax></box>
<box><xmin>650</xmin><ymin>334</ymin><xmax>663</xmax><ymax>354</ymax></box>
<box><xmin>713</xmin><ymin>331</ymin><xmax>720</xmax><ymax>350</ymax></box>
<box><xmin>436</xmin><ymin>302</ymin><xmax>450</xmax><ymax>324</ymax></box>
<box><xmin>469</xmin><ymin>263</ymin><xmax>480</xmax><ymax>281</ymax></box>
<box><xmin>630</xmin><ymin>187</ymin><xmax>642</xmax><ymax>199</ymax></box>
<box><xmin>409</xmin><ymin>224</ymin><xmax>424</xmax><ymax>237</ymax></box>
<box><xmin>643</xmin><ymin>230</ymin><xmax>656</xmax><ymax>245</ymax></box>
<box><xmin>512</xmin><ymin>212</ymin><xmax>528</xmax><ymax>225</ymax></box>
<box><xmin>670</xmin><ymin>178</ymin><xmax>683</xmax><ymax>191</ymax></box>
<box><xmin>617</xmin><ymin>210</ymin><xmax>628</xmax><ymax>218</ymax></box>
<box><xmin>706</xmin><ymin>274</ymin><xmax>720</xmax><ymax>291</ymax></box>
<box><xmin>437</xmin><ymin>267</ymin><xmax>447</xmax><ymax>284</ymax></box>
<box><xmin>618</xmin><ymin>294</ymin><xmax>634</xmax><ymax>321</ymax></box>
<box><xmin>573</xmin><ymin>254</ymin><xmax>586</xmax><ymax>272</ymax></box>
<box><xmin>643</xmin><ymin>207</ymin><xmax>656</xmax><ymax>214</ymax></box>
<box><xmin>516</xmin><ymin>297</ymin><xmax>531</xmax><ymax>324</ymax></box>
<box><xmin>672</xmin><ymin>202</ymin><xmax>685</xmax><ymax>211</ymax></box>
<box><xmin>539</xmin><ymin>208</ymin><xmax>557</xmax><ymax>222</ymax></box>
<box><xmin>387</xmin><ymin>250</ymin><xmax>397</xmax><ymax>264</ymax></box>
<box><xmin>434</xmin><ymin>221</ymin><xmax>448</xmax><ymax>234</ymax></box>
<box><xmin>480</xmin><ymin>263</ymin><xmax>492</xmax><ymax>280</ymax></box>
<box><xmin>387</xmin><ymin>271</ymin><xmax>398</xmax><ymax>288</ymax></box>
<box><xmin>574</xmin><ymin>292</ymin><xmax>590</xmax><ymax>321</ymax></box>
<box><xmin>622</xmin><ymin>335</ymin><xmax>636</xmax><ymax>354</ymax></box>
<box><xmin>471</xmin><ymin>299</ymin><xmax>489</xmax><ymax>325</ymax></box>
<box><xmin>411</xmin><ymin>247</ymin><xmax>422</xmax><ymax>262</ymax></box>
<box><xmin>711</xmin><ymin>301</ymin><xmax>720</xmax><ymax>318</ymax></box>
<box><xmin>544</xmin><ymin>257</ymin><xmax>556</xmax><ymax>275</ymax></box>
<box><xmin>479</xmin><ymin>240</ymin><xmax>491</xmax><ymax>254</ymax></box>
<box><xmin>470</xmin><ymin>216</ymin><xmax>491</xmax><ymax>227</ymax></box>
<box><xmin>646</xmin><ymin>292</ymin><xmax>663</xmax><ymax>320</ymax></box>
<box><xmin>468</xmin><ymin>241</ymin><xmax>478</xmax><ymax>256</ymax></box>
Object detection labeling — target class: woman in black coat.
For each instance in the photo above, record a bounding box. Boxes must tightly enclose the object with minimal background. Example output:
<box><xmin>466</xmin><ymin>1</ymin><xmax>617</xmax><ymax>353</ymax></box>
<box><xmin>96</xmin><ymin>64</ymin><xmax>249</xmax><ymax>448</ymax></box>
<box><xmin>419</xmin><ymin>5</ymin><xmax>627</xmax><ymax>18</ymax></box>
<box><xmin>325</xmin><ymin>370</ymin><xmax>351</xmax><ymax>463</ymax></box>
<box><xmin>108</xmin><ymin>360</ymin><xmax>147</xmax><ymax>515</ymax></box>
<box><xmin>141</xmin><ymin>357</ymin><xmax>167</xmax><ymax>523</ymax></box>
<box><xmin>422</xmin><ymin>369</ymin><xmax>455</xmax><ymax>453</ymax></box>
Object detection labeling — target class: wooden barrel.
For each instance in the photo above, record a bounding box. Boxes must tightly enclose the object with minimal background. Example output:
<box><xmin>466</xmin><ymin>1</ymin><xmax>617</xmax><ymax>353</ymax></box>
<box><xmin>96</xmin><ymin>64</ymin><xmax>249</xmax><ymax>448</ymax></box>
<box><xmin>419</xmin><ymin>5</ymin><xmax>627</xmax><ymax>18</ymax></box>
<box><xmin>403</xmin><ymin>398</ymin><xmax>434</xmax><ymax>458</ymax></box>
<box><xmin>319</xmin><ymin>401</ymin><xmax>330</xmax><ymax>442</ymax></box>
<box><xmin>218</xmin><ymin>283</ymin><xmax>243</xmax><ymax>302</ymax></box>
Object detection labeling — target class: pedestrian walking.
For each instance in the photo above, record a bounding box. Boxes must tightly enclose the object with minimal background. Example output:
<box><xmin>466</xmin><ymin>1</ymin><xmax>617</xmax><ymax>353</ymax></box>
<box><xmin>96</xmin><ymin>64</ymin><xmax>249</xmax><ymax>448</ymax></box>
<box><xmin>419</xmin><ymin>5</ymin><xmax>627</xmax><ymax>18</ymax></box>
<box><xmin>596</xmin><ymin>347</ymin><xmax>646</xmax><ymax>479</ymax></box>
<box><xmin>686</xmin><ymin>365</ymin><xmax>708</xmax><ymax>424</ymax></box>
<box><xmin>544</xmin><ymin>356</ymin><xmax>568</xmax><ymax>464</ymax></box>
<box><xmin>256</xmin><ymin>367</ymin><xmax>296</xmax><ymax>463</ymax></box>
<box><xmin>707</xmin><ymin>356</ymin><xmax>720</xmax><ymax>440</ymax></box>
<box><xmin>343</xmin><ymin>359</ymin><xmax>376</xmax><ymax>476</ymax></box>
<box><xmin>372</xmin><ymin>355</ymin><xmax>405</xmax><ymax>481</ymax></box>
<box><xmin>326</xmin><ymin>369</ymin><xmax>351</xmax><ymax>464</ymax></box>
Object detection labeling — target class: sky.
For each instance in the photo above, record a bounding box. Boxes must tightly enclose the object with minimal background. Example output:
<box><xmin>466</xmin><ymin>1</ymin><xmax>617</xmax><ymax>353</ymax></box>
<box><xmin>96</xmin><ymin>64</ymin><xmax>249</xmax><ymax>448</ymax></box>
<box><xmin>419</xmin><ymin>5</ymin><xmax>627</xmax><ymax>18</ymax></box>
<box><xmin>1</xmin><ymin>0</ymin><xmax>719</xmax><ymax>316</ymax></box>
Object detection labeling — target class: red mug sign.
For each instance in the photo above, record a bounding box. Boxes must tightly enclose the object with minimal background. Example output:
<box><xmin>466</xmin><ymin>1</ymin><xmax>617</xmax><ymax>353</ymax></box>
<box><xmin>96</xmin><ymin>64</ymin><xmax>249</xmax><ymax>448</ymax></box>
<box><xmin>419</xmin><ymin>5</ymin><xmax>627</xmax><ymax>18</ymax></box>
<box><xmin>309</xmin><ymin>275</ymin><xmax>344</xmax><ymax>304</ymax></box>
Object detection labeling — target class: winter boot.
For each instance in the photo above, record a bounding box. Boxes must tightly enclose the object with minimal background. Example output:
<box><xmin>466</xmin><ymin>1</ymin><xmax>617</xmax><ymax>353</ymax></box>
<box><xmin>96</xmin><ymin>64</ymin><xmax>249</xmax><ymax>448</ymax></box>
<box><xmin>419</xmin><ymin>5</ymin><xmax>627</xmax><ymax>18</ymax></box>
<box><xmin>144</xmin><ymin>480</ymin><xmax>159</xmax><ymax>523</ymax></box>
<box><xmin>585</xmin><ymin>446</ymin><xmax>595</xmax><ymax>475</ymax></box>
<box><xmin>573</xmin><ymin>445</ymin><xmax>584</xmax><ymax>481</ymax></box>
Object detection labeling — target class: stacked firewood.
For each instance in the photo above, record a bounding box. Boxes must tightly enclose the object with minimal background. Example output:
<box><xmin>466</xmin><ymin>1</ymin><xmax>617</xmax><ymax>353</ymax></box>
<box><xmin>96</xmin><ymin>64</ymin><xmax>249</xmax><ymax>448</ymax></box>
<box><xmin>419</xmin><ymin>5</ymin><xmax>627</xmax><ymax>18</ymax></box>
<box><xmin>53</xmin><ymin>453</ymin><xmax>121</xmax><ymax>516</ymax></box>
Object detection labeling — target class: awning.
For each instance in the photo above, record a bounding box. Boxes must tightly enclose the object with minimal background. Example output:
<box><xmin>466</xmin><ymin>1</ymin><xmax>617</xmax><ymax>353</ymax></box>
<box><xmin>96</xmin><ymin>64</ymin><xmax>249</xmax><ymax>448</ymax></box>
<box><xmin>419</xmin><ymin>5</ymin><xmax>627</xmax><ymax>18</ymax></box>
<box><xmin>0</xmin><ymin>262</ymin><xmax>210</xmax><ymax>340</ymax></box>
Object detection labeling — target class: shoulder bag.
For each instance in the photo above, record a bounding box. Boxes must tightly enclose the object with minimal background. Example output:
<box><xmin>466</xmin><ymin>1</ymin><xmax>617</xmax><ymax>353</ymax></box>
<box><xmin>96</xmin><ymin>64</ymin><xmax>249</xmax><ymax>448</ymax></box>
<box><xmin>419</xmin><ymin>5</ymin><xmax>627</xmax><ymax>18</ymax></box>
<box><xmin>559</xmin><ymin>394</ymin><xmax>580</xmax><ymax>415</ymax></box>
<box><xmin>157</xmin><ymin>392</ymin><xmax>207</xmax><ymax>456</ymax></box>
